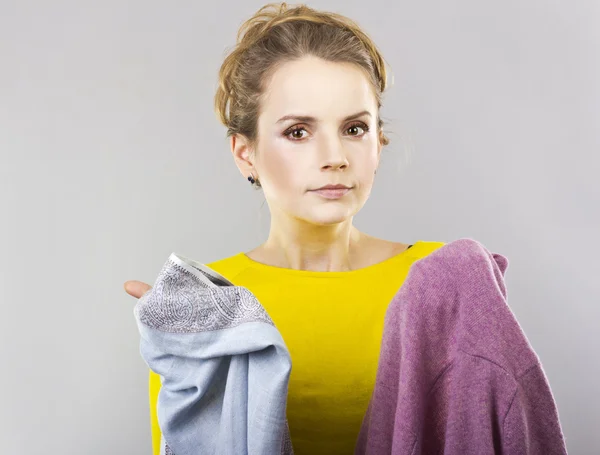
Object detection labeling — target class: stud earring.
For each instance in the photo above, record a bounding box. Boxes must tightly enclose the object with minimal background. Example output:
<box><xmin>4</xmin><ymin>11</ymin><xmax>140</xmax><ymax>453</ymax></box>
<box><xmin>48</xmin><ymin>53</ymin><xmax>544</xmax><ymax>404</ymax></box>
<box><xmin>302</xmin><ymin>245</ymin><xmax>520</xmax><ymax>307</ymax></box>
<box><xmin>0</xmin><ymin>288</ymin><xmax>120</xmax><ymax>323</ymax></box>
<box><xmin>247</xmin><ymin>175</ymin><xmax>256</xmax><ymax>184</ymax></box>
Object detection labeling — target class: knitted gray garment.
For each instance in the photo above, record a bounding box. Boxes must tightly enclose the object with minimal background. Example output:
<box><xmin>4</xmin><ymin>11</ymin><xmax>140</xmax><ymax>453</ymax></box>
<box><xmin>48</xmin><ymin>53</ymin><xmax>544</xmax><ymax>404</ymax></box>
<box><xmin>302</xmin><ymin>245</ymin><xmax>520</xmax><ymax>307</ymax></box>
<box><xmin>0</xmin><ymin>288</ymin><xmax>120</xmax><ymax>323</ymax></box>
<box><xmin>134</xmin><ymin>253</ymin><xmax>294</xmax><ymax>455</ymax></box>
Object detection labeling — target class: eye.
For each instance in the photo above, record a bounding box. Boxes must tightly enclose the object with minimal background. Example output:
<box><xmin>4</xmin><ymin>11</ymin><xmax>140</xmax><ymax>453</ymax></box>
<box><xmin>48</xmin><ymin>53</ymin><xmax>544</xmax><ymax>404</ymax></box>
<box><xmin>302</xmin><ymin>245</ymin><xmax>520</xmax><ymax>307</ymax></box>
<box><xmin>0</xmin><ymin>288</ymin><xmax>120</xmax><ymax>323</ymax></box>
<box><xmin>283</xmin><ymin>121</ymin><xmax>371</xmax><ymax>141</ymax></box>
<box><xmin>346</xmin><ymin>122</ymin><xmax>370</xmax><ymax>137</ymax></box>
<box><xmin>283</xmin><ymin>125</ymin><xmax>309</xmax><ymax>141</ymax></box>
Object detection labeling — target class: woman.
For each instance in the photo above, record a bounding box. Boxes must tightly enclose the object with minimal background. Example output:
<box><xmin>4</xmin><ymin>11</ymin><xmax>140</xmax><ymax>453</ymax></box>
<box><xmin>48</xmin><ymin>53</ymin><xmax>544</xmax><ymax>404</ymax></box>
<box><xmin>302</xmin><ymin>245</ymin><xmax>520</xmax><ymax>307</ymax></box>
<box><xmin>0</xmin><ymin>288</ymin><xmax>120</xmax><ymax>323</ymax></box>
<box><xmin>124</xmin><ymin>3</ymin><xmax>445</xmax><ymax>454</ymax></box>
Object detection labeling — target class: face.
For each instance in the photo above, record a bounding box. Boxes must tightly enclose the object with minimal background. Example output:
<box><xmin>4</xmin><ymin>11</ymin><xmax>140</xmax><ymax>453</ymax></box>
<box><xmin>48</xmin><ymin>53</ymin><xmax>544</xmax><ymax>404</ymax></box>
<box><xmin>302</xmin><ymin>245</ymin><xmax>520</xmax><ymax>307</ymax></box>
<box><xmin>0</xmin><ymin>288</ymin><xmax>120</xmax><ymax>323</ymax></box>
<box><xmin>233</xmin><ymin>55</ymin><xmax>382</xmax><ymax>226</ymax></box>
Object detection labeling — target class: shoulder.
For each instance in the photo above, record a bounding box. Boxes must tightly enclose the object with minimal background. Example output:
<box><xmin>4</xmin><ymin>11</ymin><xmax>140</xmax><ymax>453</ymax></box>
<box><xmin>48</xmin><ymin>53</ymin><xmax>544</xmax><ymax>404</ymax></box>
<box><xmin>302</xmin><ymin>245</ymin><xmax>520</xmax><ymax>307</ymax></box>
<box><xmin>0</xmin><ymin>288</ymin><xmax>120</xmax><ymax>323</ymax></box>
<box><xmin>407</xmin><ymin>238</ymin><xmax>509</xmax><ymax>290</ymax></box>
<box><xmin>374</xmin><ymin>236</ymin><xmax>447</xmax><ymax>258</ymax></box>
<box><xmin>205</xmin><ymin>252</ymin><xmax>250</xmax><ymax>283</ymax></box>
<box><xmin>418</xmin><ymin>238</ymin><xmax>507</xmax><ymax>270</ymax></box>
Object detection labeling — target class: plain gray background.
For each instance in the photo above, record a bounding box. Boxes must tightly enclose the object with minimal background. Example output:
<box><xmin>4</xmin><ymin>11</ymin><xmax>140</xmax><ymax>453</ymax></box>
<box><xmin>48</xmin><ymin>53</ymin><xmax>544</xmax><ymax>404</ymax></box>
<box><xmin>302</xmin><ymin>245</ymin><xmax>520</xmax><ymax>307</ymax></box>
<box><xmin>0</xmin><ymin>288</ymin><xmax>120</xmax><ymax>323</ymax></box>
<box><xmin>1</xmin><ymin>0</ymin><xmax>598</xmax><ymax>453</ymax></box>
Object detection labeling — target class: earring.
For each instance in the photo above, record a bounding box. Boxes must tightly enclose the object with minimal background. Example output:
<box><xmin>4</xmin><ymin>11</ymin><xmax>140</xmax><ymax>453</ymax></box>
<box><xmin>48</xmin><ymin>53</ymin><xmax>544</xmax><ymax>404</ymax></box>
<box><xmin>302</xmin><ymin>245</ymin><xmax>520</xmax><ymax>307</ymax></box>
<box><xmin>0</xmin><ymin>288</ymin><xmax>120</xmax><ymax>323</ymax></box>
<box><xmin>247</xmin><ymin>175</ymin><xmax>256</xmax><ymax>184</ymax></box>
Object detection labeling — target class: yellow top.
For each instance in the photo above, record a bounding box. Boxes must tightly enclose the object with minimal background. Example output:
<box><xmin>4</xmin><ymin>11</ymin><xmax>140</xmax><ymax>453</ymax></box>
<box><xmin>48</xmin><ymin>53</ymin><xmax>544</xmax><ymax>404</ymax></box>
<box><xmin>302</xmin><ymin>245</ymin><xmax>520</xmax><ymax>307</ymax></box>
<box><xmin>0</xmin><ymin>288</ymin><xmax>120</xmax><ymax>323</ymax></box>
<box><xmin>148</xmin><ymin>239</ymin><xmax>446</xmax><ymax>454</ymax></box>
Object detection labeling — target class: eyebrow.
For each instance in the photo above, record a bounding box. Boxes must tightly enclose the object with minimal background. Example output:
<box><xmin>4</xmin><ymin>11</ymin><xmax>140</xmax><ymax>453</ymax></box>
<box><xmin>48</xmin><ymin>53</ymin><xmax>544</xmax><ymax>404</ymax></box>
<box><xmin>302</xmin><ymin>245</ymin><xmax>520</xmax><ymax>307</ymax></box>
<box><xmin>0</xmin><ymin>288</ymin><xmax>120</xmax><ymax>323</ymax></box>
<box><xmin>275</xmin><ymin>110</ymin><xmax>372</xmax><ymax>124</ymax></box>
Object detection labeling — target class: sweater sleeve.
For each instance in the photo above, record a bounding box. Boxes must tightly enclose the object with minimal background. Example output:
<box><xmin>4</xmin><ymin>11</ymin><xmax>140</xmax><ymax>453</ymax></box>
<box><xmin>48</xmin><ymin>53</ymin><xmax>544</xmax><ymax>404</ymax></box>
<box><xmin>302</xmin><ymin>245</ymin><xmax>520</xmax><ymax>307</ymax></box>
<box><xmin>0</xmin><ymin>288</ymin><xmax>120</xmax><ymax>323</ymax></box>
<box><xmin>501</xmin><ymin>362</ymin><xmax>568</xmax><ymax>454</ymax></box>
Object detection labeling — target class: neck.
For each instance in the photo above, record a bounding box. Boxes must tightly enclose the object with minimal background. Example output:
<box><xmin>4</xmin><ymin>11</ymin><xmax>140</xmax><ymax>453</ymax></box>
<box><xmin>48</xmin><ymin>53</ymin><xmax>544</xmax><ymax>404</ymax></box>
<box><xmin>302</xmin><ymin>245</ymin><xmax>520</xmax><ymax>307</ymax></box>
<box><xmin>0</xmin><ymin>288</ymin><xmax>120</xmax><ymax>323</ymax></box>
<box><xmin>258</xmin><ymin>215</ymin><xmax>365</xmax><ymax>272</ymax></box>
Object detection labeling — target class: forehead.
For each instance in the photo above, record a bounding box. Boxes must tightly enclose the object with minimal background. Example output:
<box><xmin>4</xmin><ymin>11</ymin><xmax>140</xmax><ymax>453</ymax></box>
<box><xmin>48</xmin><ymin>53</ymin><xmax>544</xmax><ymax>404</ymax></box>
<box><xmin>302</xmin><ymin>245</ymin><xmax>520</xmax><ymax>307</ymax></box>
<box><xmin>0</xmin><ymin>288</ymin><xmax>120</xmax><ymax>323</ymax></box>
<box><xmin>260</xmin><ymin>56</ymin><xmax>377</xmax><ymax>121</ymax></box>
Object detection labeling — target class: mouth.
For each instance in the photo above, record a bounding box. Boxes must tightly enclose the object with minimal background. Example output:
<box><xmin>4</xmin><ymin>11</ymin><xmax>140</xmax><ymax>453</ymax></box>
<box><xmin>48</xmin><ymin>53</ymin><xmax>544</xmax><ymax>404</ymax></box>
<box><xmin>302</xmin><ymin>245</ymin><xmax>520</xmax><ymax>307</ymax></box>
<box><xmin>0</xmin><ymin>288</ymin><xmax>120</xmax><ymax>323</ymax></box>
<box><xmin>313</xmin><ymin>184</ymin><xmax>352</xmax><ymax>190</ymax></box>
<box><xmin>310</xmin><ymin>187</ymin><xmax>353</xmax><ymax>199</ymax></box>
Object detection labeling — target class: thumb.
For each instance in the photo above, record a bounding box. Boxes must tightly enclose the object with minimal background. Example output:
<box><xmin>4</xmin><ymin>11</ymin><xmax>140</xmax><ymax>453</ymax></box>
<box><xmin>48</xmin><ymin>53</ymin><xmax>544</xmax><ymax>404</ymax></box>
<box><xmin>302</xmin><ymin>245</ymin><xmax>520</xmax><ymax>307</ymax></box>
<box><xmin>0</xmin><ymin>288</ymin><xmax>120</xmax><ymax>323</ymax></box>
<box><xmin>124</xmin><ymin>280</ymin><xmax>152</xmax><ymax>299</ymax></box>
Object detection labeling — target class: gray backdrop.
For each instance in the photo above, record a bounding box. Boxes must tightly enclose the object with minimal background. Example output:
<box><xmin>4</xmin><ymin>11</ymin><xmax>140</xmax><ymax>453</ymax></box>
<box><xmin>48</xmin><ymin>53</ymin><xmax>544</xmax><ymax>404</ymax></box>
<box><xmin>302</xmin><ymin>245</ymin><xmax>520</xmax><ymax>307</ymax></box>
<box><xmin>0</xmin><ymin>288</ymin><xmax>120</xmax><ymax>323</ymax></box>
<box><xmin>1</xmin><ymin>0</ymin><xmax>598</xmax><ymax>453</ymax></box>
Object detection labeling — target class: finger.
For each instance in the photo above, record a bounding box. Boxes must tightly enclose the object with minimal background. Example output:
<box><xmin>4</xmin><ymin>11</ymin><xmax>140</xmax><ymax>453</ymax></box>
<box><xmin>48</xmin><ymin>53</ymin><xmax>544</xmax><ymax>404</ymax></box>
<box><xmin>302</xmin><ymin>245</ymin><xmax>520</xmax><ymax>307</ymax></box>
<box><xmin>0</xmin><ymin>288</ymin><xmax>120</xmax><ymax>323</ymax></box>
<box><xmin>123</xmin><ymin>280</ymin><xmax>152</xmax><ymax>299</ymax></box>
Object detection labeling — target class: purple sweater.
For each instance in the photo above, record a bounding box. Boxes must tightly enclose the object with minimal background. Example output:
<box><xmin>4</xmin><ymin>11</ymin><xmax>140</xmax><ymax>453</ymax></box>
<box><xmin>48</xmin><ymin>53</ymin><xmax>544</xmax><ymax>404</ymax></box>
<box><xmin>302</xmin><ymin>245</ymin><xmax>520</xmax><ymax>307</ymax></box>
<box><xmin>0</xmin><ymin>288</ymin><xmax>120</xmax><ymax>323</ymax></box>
<box><xmin>355</xmin><ymin>238</ymin><xmax>568</xmax><ymax>454</ymax></box>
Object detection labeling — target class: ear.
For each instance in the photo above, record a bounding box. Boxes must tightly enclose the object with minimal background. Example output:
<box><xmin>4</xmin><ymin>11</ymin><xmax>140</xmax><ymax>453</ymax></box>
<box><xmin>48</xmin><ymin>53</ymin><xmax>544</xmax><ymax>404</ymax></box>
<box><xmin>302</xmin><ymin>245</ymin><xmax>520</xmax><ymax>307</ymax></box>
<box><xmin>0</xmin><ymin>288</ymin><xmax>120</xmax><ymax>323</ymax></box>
<box><xmin>376</xmin><ymin>132</ymin><xmax>384</xmax><ymax>166</ymax></box>
<box><xmin>230</xmin><ymin>134</ymin><xmax>256</xmax><ymax>179</ymax></box>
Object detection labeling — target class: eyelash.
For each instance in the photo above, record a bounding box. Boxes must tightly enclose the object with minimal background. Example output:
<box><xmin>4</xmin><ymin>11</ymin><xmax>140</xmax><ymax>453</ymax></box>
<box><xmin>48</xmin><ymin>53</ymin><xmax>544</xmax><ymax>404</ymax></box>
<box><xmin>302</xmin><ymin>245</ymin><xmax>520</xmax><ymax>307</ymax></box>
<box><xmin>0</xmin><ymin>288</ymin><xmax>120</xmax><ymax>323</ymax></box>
<box><xmin>283</xmin><ymin>121</ymin><xmax>370</xmax><ymax>141</ymax></box>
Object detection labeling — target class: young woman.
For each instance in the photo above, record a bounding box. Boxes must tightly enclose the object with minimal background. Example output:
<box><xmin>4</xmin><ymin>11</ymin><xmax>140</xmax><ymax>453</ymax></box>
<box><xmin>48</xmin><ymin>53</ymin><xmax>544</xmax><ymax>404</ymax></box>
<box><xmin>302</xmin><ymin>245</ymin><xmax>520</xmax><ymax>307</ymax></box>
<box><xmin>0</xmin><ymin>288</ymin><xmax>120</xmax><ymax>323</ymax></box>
<box><xmin>125</xmin><ymin>3</ymin><xmax>445</xmax><ymax>453</ymax></box>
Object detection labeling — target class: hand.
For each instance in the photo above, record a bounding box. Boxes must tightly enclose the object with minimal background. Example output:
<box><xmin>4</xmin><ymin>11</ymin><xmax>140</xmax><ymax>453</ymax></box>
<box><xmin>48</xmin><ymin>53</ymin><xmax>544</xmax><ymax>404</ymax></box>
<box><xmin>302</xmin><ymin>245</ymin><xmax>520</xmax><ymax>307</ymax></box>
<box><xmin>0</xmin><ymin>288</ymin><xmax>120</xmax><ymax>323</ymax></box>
<box><xmin>124</xmin><ymin>280</ymin><xmax>152</xmax><ymax>299</ymax></box>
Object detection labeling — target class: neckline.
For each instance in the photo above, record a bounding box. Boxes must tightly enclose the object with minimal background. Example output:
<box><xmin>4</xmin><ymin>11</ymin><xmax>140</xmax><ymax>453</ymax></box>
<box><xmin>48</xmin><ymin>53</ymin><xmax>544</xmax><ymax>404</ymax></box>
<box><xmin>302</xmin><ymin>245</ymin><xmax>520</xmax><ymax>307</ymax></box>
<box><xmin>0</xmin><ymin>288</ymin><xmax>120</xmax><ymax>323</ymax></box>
<box><xmin>236</xmin><ymin>240</ymin><xmax>423</xmax><ymax>278</ymax></box>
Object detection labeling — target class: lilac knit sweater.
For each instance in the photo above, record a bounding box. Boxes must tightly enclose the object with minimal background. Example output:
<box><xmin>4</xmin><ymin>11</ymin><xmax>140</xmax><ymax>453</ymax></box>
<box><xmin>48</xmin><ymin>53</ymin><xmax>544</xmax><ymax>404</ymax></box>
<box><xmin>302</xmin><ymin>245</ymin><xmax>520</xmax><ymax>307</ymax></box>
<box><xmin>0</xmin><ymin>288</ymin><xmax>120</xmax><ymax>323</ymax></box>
<box><xmin>355</xmin><ymin>238</ymin><xmax>568</xmax><ymax>454</ymax></box>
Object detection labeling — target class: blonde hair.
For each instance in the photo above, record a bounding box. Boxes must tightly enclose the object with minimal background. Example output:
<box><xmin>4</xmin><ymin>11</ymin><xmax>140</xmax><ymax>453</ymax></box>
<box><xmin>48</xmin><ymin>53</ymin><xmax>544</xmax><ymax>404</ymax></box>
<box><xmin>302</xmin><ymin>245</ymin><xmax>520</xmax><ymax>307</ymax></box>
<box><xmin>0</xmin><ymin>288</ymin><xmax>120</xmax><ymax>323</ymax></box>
<box><xmin>214</xmin><ymin>2</ymin><xmax>391</xmax><ymax>154</ymax></box>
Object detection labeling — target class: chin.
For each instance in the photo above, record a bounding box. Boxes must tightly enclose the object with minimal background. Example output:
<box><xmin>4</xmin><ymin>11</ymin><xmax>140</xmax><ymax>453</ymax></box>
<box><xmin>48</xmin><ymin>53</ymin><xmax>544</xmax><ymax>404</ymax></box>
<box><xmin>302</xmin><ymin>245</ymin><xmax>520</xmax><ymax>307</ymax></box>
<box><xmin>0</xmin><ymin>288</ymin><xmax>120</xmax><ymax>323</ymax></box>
<box><xmin>300</xmin><ymin>204</ymin><xmax>359</xmax><ymax>226</ymax></box>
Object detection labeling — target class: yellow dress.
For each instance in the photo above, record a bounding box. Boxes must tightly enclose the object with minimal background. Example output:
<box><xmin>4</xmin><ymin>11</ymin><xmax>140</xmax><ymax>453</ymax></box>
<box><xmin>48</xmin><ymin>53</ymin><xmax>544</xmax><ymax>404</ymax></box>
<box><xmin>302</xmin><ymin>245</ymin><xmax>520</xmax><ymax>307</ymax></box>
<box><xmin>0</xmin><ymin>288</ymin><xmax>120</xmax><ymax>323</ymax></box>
<box><xmin>148</xmin><ymin>239</ymin><xmax>446</xmax><ymax>454</ymax></box>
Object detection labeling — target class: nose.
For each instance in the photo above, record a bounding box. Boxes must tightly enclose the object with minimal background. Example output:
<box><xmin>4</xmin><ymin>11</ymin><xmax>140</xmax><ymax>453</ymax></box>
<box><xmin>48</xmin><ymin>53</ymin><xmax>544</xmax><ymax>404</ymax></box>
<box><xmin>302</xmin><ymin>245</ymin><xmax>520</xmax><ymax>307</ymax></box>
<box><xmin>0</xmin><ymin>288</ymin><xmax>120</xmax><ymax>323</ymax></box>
<box><xmin>318</xmin><ymin>135</ymin><xmax>349</xmax><ymax>171</ymax></box>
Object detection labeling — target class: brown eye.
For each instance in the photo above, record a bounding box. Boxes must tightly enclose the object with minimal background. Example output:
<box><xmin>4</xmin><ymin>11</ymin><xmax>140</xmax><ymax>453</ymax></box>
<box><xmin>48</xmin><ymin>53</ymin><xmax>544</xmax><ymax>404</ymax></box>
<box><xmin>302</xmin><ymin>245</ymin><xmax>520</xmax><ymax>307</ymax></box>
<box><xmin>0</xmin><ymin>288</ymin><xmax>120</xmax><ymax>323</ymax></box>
<box><xmin>292</xmin><ymin>128</ymin><xmax>306</xmax><ymax>139</ymax></box>
<box><xmin>347</xmin><ymin>122</ymin><xmax>369</xmax><ymax>136</ymax></box>
<box><xmin>284</xmin><ymin>126</ymin><xmax>308</xmax><ymax>141</ymax></box>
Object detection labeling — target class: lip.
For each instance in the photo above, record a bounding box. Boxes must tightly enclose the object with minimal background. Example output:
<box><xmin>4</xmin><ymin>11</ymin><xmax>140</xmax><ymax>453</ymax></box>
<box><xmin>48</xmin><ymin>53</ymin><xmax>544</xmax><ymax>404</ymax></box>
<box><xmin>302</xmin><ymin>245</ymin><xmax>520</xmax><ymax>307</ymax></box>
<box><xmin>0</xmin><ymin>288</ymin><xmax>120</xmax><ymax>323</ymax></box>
<box><xmin>310</xmin><ymin>187</ymin><xmax>352</xmax><ymax>199</ymax></box>
<box><xmin>314</xmin><ymin>184</ymin><xmax>351</xmax><ymax>190</ymax></box>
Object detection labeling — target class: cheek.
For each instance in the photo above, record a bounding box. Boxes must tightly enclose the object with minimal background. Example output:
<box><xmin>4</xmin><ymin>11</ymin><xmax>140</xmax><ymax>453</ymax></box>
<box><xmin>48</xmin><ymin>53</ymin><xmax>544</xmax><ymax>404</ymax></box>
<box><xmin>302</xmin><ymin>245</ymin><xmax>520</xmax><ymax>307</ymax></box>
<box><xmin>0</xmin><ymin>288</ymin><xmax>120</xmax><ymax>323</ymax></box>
<box><xmin>352</xmin><ymin>147</ymin><xmax>379</xmax><ymax>181</ymax></box>
<box><xmin>261</xmin><ymin>145</ymin><xmax>304</xmax><ymax>190</ymax></box>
